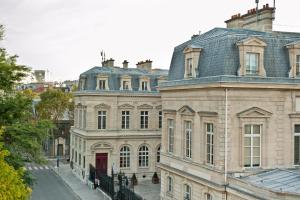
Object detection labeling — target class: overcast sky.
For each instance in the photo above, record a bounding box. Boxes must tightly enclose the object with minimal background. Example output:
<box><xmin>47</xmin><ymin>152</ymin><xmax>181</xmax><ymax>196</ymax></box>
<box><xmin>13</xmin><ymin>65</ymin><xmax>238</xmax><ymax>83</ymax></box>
<box><xmin>1</xmin><ymin>0</ymin><xmax>300</xmax><ymax>81</ymax></box>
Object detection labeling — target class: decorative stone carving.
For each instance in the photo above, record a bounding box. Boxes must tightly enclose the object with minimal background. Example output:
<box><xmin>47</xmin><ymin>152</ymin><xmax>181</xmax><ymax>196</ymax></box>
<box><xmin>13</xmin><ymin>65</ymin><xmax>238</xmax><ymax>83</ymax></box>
<box><xmin>237</xmin><ymin>107</ymin><xmax>272</xmax><ymax>118</ymax></box>
<box><xmin>94</xmin><ymin>103</ymin><xmax>111</xmax><ymax>110</ymax></box>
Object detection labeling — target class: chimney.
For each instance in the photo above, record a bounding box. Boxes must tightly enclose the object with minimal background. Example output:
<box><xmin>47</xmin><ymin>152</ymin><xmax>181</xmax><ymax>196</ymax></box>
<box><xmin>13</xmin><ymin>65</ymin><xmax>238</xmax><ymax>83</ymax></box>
<box><xmin>123</xmin><ymin>60</ymin><xmax>129</xmax><ymax>69</ymax></box>
<box><xmin>102</xmin><ymin>58</ymin><xmax>114</xmax><ymax>67</ymax></box>
<box><xmin>136</xmin><ymin>59</ymin><xmax>152</xmax><ymax>71</ymax></box>
<box><xmin>225</xmin><ymin>4</ymin><xmax>275</xmax><ymax>32</ymax></box>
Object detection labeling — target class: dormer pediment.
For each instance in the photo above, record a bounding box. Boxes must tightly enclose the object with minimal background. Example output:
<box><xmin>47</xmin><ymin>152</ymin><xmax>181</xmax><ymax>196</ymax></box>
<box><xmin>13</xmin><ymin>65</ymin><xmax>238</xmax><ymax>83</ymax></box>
<box><xmin>237</xmin><ymin>107</ymin><xmax>272</xmax><ymax>118</ymax></box>
<box><xmin>91</xmin><ymin>142</ymin><xmax>113</xmax><ymax>150</ymax></box>
<box><xmin>137</xmin><ymin>104</ymin><xmax>153</xmax><ymax>109</ymax></box>
<box><xmin>178</xmin><ymin>105</ymin><xmax>195</xmax><ymax>115</ymax></box>
<box><xmin>118</xmin><ymin>104</ymin><xmax>135</xmax><ymax>109</ymax></box>
<box><xmin>183</xmin><ymin>45</ymin><xmax>202</xmax><ymax>54</ymax></box>
<box><xmin>286</xmin><ymin>41</ymin><xmax>300</xmax><ymax>49</ymax></box>
<box><xmin>237</xmin><ymin>37</ymin><xmax>267</xmax><ymax>47</ymax></box>
<box><xmin>95</xmin><ymin>103</ymin><xmax>111</xmax><ymax>110</ymax></box>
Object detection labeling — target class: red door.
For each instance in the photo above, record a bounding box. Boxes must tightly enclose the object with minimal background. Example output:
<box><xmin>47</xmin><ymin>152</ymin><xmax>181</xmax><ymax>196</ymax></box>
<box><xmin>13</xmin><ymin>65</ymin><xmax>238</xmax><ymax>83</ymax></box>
<box><xmin>95</xmin><ymin>153</ymin><xmax>108</xmax><ymax>176</ymax></box>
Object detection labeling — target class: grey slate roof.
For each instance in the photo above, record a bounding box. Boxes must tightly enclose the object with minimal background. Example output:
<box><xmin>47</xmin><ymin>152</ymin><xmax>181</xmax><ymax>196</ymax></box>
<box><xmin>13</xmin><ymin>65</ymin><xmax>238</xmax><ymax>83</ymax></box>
<box><xmin>168</xmin><ymin>27</ymin><xmax>300</xmax><ymax>81</ymax></box>
<box><xmin>79</xmin><ymin>66</ymin><xmax>168</xmax><ymax>91</ymax></box>
<box><xmin>241</xmin><ymin>169</ymin><xmax>300</xmax><ymax>195</ymax></box>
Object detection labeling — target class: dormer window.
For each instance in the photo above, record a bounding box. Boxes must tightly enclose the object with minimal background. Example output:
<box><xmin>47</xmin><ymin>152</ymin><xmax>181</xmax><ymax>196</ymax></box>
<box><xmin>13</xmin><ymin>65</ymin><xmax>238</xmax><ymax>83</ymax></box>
<box><xmin>139</xmin><ymin>76</ymin><xmax>150</xmax><ymax>91</ymax></box>
<box><xmin>237</xmin><ymin>37</ymin><xmax>267</xmax><ymax>77</ymax></box>
<box><xmin>183</xmin><ymin>45</ymin><xmax>202</xmax><ymax>79</ymax></box>
<box><xmin>246</xmin><ymin>53</ymin><xmax>259</xmax><ymax>75</ymax></box>
<box><xmin>123</xmin><ymin>81</ymin><xmax>129</xmax><ymax>90</ymax></box>
<box><xmin>99</xmin><ymin>80</ymin><xmax>106</xmax><ymax>90</ymax></box>
<box><xmin>187</xmin><ymin>58</ymin><xmax>193</xmax><ymax>77</ymax></box>
<box><xmin>96</xmin><ymin>74</ymin><xmax>109</xmax><ymax>90</ymax></box>
<box><xmin>120</xmin><ymin>75</ymin><xmax>132</xmax><ymax>91</ymax></box>
<box><xmin>286</xmin><ymin>42</ymin><xmax>300</xmax><ymax>78</ymax></box>
<box><xmin>141</xmin><ymin>81</ymin><xmax>148</xmax><ymax>91</ymax></box>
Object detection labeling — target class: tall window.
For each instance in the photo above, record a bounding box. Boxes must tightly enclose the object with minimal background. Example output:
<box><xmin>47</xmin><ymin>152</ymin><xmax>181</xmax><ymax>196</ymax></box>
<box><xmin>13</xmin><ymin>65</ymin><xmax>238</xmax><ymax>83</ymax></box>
<box><xmin>75</xmin><ymin>151</ymin><xmax>77</xmax><ymax>163</ymax></box>
<box><xmin>120</xmin><ymin>146</ymin><xmax>130</xmax><ymax>168</ymax></box>
<box><xmin>244</xmin><ymin>124</ymin><xmax>261</xmax><ymax>167</ymax></box>
<box><xmin>186</xmin><ymin>58</ymin><xmax>193</xmax><ymax>77</ymax></box>
<box><xmin>79</xmin><ymin>153</ymin><xmax>81</xmax><ymax>165</ymax></box>
<box><xmin>83</xmin><ymin>110</ymin><xmax>86</xmax><ymax>129</ymax></box>
<box><xmin>183</xmin><ymin>184</ymin><xmax>191</xmax><ymax>200</ymax></box>
<box><xmin>296</xmin><ymin>97</ymin><xmax>300</xmax><ymax>112</ymax></box>
<box><xmin>184</xmin><ymin>121</ymin><xmax>192</xmax><ymax>158</ymax></box>
<box><xmin>206</xmin><ymin>123</ymin><xmax>214</xmax><ymax>165</ymax></box>
<box><xmin>71</xmin><ymin>148</ymin><xmax>74</xmax><ymax>161</ymax></box>
<box><xmin>83</xmin><ymin>156</ymin><xmax>86</xmax><ymax>168</ymax></box>
<box><xmin>157</xmin><ymin>146</ymin><xmax>161</xmax><ymax>163</ymax></box>
<box><xmin>99</xmin><ymin>80</ymin><xmax>106</xmax><ymax>90</ymax></box>
<box><xmin>141</xmin><ymin>81</ymin><xmax>148</xmax><ymax>91</ymax></box>
<box><xmin>167</xmin><ymin>176</ymin><xmax>173</xmax><ymax>193</ymax></box>
<box><xmin>123</xmin><ymin>81</ymin><xmax>129</xmax><ymax>90</ymax></box>
<box><xmin>138</xmin><ymin>145</ymin><xmax>149</xmax><ymax>167</ymax></box>
<box><xmin>122</xmin><ymin>111</ymin><xmax>130</xmax><ymax>129</ymax></box>
<box><xmin>246</xmin><ymin>53</ymin><xmax>259</xmax><ymax>75</ymax></box>
<box><xmin>296</xmin><ymin>55</ymin><xmax>300</xmax><ymax>76</ymax></box>
<box><xmin>98</xmin><ymin>111</ymin><xmax>107</xmax><ymax>129</ymax></box>
<box><xmin>294</xmin><ymin>125</ymin><xmax>300</xmax><ymax>165</ymax></box>
<box><xmin>79</xmin><ymin>109</ymin><xmax>82</xmax><ymax>128</ymax></box>
<box><xmin>168</xmin><ymin>119</ymin><xmax>174</xmax><ymax>153</ymax></box>
<box><xmin>140</xmin><ymin>111</ymin><xmax>149</xmax><ymax>129</ymax></box>
<box><xmin>206</xmin><ymin>193</ymin><xmax>212</xmax><ymax>200</ymax></box>
<box><xmin>159</xmin><ymin>111</ymin><xmax>162</xmax><ymax>129</ymax></box>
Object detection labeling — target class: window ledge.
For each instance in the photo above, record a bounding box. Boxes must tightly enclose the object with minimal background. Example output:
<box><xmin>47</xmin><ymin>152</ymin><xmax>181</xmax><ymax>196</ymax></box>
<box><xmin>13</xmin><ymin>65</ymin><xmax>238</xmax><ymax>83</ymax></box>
<box><xmin>289</xmin><ymin>113</ymin><xmax>300</xmax><ymax>118</ymax></box>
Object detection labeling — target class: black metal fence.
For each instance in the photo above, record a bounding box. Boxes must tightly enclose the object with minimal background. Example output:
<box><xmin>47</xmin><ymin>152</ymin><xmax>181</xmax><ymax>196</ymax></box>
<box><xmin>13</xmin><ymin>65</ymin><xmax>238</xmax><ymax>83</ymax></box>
<box><xmin>89</xmin><ymin>164</ymin><xmax>142</xmax><ymax>200</ymax></box>
<box><xmin>116</xmin><ymin>173</ymin><xmax>142</xmax><ymax>200</ymax></box>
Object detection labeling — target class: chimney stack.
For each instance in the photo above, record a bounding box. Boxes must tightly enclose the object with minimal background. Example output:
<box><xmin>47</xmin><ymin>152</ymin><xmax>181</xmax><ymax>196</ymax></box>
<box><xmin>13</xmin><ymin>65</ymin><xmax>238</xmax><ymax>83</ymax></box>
<box><xmin>123</xmin><ymin>60</ymin><xmax>129</xmax><ymax>69</ymax></box>
<box><xmin>225</xmin><ymin>4</ymin><xmax>275</xmax><ymax>32</ymax></box>
<box><xmin>136</xmin><ymin>59</ymin><xmax>152</xmax><ymax>71</ymax></box>
<box><xmin>102</xmin><ymin>58</ymin><xmax>114</xmax><ymax>67</ymax></box>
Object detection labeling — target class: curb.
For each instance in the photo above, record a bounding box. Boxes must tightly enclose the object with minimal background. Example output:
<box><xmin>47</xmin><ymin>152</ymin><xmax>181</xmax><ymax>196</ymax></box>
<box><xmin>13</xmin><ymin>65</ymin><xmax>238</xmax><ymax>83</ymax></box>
<box><xmin>51</xmin><ymin>167</ymin><xmax>82</xmax><ymax>200</ymax></box>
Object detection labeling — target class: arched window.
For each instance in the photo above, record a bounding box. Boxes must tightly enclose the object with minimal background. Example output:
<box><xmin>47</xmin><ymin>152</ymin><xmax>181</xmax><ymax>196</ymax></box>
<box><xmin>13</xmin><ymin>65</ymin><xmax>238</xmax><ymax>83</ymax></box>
<box><xmin>157</xmin><ymin>145</ymin><xmax>161</xmax><ymax>163</ymax></box>
<box><xmin>183</xmin><ymin>184</ymin><xmax>191</xmax><ymax>200</ymax></box>
<box><xmin>120</xmin><ymin>146</ymin><xmax>130</xmax><ymax>168</ymax></box>
<box><xmin>138</xmin><ymin>145</ymin><xmax>149</xmax><ymax>167</ymax></box>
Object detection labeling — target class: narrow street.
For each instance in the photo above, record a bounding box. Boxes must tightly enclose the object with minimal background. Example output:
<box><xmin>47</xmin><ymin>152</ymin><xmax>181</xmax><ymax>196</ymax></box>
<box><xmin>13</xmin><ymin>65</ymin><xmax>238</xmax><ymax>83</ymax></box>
<box><xmin>29</xmin><ymin>163</ymin><xmax>79</xmax><ymax>200</ymax></box>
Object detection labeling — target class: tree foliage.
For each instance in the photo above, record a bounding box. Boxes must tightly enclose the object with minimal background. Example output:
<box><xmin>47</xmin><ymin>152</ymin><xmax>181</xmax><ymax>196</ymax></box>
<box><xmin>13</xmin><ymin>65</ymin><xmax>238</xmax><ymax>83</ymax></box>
<box><xmin>36</xmin><ymin>89</ymin><xmax>74</xmax><ymax>121</ymax></box>
<box><xmin>0</xmin><ymin>129</ymin><xmax>31</xmax><ymax>200</ymax></box>
<box><xmin>0</xmin><ymin>24</ymin><xmax>53</xmax><ymax>195</ymax></box>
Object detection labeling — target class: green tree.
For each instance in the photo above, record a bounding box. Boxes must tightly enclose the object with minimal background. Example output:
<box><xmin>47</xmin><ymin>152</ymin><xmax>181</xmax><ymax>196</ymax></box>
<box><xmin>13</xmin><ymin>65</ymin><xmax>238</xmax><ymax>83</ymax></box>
<box><xmin>0</xmin><ymin>129</ymin><xmax>31</xmax><ymax>200</ymax></box>
<box><xmin>0</xmin><ymin>25</ymin><xmax>30</xmax><ymax>91</ymax></box>
<box><xmin>0</xmin><ymin>24</ymin><xmax>53</xmax><ymax>190</ymax></box>
<box><xmin>36</xmin><ymin>89</ymin><xmax>74</xmax><ymax>121</ymax></box>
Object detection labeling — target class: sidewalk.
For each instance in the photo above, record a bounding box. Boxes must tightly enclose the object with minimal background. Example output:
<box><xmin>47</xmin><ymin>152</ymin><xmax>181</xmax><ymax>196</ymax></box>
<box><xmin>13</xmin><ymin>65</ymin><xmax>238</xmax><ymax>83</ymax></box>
<box><xmin>134</xmin><ymin>180</ymin><xmax>160</xmax><ymax>200</ymax></box>
<box><xmin>51</xmin><ymin>161</ymin><xmax>105</xmax><ymax>200</ymax></box>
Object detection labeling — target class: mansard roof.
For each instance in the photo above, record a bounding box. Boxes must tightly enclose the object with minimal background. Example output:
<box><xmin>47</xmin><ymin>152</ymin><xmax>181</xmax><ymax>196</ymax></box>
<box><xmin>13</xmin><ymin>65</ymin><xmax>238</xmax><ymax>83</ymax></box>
<box><xmin>79</xmin><ymin>65</ymin><xmax>168</xmax><ymax>92</ymax></box>
<box><xmin>168</xmin><ymin>27</ymin><xmax>300</xmax><ymax>81</ymax></box>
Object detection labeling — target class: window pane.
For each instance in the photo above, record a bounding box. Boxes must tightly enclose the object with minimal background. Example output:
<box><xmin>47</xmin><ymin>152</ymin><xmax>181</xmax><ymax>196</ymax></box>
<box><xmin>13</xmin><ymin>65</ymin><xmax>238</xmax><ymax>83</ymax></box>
<box><xmin>253</xmin><ymin>147</ymin><xmax>260</xmax><ymax>156</ymax></box>
<box><xmin>295</xmin><ymin>136</ymin><xmax>300</xmax><ymax>165</ymax></box>
<box><xmin>295</xmin><ymin>125</ymin><xmax>300</xmax><ymax>133</ymax></box>
<box><xmin>244</xmin><ymin>137</ymin><xmax>251</xmax><ymax>146</ymax></box>
<box><xmin>253</xmin><ymin>125</ymin><xmax>260</xmax><ymax>134</ymax></box>
<box><xmin>245</xmin><ymin>125</ymin><xmax>251</xmax><ymax>134</ymax></box>
<box><xmin>296</xmin><ymin>97</ymin><xmax>300</xmax><ymax>112</ymax></box>
<box><xmin>244</xmin><ymin>147</ymin><xmax>251</xmax><ymax>158</ymax></box>
<box><xmin>253</xmin><ymin>157</ymin><xmax>260</xmax><ymax>166</ymax></box>
<box><xmin>253</xmin><ymin>137</ymin><xmax>260</xmax><ymax>146</ymax></box>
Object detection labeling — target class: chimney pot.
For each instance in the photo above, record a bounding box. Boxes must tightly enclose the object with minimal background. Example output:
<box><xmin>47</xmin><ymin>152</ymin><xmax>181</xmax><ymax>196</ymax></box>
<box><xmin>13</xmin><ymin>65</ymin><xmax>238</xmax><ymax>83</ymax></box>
<box><xmin>122</xmin><ymin>60</ymin><xmax>129</xmax><ymax>69</ymax></box>
<box><xmin>266</xmin><ymin>3</ymin><xmax>269</xmax><ymax>8</ymax></box>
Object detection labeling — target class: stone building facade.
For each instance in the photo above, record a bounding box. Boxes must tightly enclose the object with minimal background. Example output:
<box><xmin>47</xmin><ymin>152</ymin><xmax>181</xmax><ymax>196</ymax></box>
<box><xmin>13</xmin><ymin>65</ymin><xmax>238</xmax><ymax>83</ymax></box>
<box><xmin>70</xmin><ymin>59</ymin><xmax>168</xmax><ymax>182</ymax></box>
<box><xmin>159</xmin><ymin>4</ymin><xmax>300</xmax><ymax>200</ymax></box>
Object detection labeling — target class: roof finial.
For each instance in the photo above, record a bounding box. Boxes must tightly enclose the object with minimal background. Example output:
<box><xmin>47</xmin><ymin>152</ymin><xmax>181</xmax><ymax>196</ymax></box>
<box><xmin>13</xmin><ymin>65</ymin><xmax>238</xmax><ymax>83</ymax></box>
<box><xmin>255</xmin><ymin>0</ymin><xmax>259</xmax><ymax>25</ymax></box>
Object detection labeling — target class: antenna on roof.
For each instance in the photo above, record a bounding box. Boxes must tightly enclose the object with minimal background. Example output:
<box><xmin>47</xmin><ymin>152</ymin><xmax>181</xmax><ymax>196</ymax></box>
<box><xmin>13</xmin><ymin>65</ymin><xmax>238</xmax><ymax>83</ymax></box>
<box><xmin>255</xmin><ymin>0</ymin><xmax>259</xmax><ymax>25</ymax></box>
<box><xmin>101</xmin><ymin>50</ymin><xmax>106</xmax><ymax>63</ymax></box>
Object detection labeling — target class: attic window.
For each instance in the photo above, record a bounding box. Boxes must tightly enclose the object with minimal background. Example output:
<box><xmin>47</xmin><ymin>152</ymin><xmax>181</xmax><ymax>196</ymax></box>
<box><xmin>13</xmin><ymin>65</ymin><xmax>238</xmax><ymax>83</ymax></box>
<box><xmin>96</xmin><ymin>75</ymin><xmax>109</xmax><ymax>90</ymax></box>
<box><xmin>246</xmin><ymin>53</ymin><xmax>259</xmax><ymax>75</ymax></box>
<box><xmin>99</xmin><ymin>80</ymin><xmax>106</xmax><ymax>90</ymax></box>
<box><xmin>237</xmin><ymin>37</ymin><xmax>266</xmax><ymax>77</ymax></box>
<box><xmin>183</xmin><ymin>46</ymin><xmax>202</xmax><ymax>79</ymax></box>
<box><xmin>123</xmin><ymin>81</ymin><xmax>129</xmax><ymax>90</ymax></box>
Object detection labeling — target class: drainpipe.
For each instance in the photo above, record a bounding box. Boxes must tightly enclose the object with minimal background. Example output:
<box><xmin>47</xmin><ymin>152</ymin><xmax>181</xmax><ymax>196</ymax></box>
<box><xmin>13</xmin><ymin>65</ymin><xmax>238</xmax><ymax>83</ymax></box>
<box><xmin>225</xmin><ymin>88</ymin><xmax>228</xmax><ymax>199</ymax></box>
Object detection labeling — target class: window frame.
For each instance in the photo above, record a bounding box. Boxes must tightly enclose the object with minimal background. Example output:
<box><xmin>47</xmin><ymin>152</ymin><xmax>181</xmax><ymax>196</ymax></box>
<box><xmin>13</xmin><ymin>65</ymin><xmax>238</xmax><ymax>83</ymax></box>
<box><xmin>121</xmin><ymin>110</ymin><xmax>130</xmax><ymax>129</ymax></box>
<box><xmin>141</xmin><ymin>81</ymin><xmax>148</xmax><ymax>91</ymax></box>
<box><xmin>296</xmin><ymin>55</ymin><xmax>300</xmax><ymax>76</ymax></box>
<box><xmin>245</xmin><ymin>52</ymin><xmax>259</xmax><ymax>75</ymax></box>
<box><xmin>167</xmin><ymin>119</ymin><xmax>175</xmax><ymax>153</ymax></box>
<box><xmin>183</xmin><ymin>184</ymin><xmax>191</xmax><ymax>200</ymax></box>
<box><xmin>156</xmin><ymin>145</ymin><xmax>161</xmax><ymax>163</ymax></box>
<box><xmin>294</xmin><ymin>124</ymin><xmax>300</xmax><ymax>165</ymax></box>
<box><xmin>138</xmin><ymin>145</ymin><xmax>149</xmax><ymax>168</ymax></box>
<box><xmin>159</xmin><ymin>111</ymin><xmax>162</xmax><ymax>129</ymax></box>
<box><xmin>98</xmin><ymin>111</ymin><xmax>107</xmax><ymax>129</ymax></box>
<box><xmin>184</xmin><ymin>120</ymin><xmax>192</xmax><ymax>159</ymax></box>
<box><xmin>99</xmin><ymin>80</ymin><xmax>106</xmax><ymax>90</ymax></box>
<box><xmin>167</xmin><ymin>176</ymin><xmax>173</xmax><ymax>193</ymax></box>
<box><xmin>243</xmin><ymin>124</ymin><xmax>262</xmax><ymax>168</ymax></box>
<box><xmin>206</xmin><ymin>123</ymin><xmax>214</xmax><ymax>165</ymax></box>
<box><xmin>140</xmin><ymin>111</ymin><xmax>149</xmax><ymax>129</ymax></box>
<box><xmin>120</xmin><ymin>146</ymin><xmax>131</xmax><ymax>168</ymax></box>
